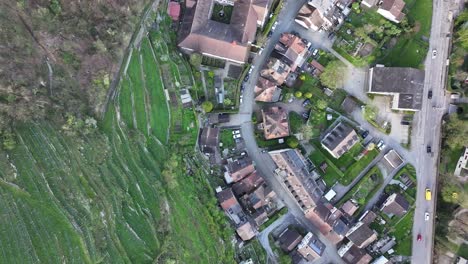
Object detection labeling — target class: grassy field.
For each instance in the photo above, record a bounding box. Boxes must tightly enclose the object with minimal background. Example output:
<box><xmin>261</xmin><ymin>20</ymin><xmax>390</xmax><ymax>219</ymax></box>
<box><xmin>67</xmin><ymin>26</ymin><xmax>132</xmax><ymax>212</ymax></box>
<box><xmin>0</xmin><ymin>9</ymin><xmax>234</xmax><ymax>264</ymax></box>
<box><xmin>378</xmin><ymin>0</ymin><xmax>432</xmax><ymax>67</ymax></box>
<box><xmin>337</xmin><ymin>166</ymin><xmax>383</xmax><ymax>211</ymax></box>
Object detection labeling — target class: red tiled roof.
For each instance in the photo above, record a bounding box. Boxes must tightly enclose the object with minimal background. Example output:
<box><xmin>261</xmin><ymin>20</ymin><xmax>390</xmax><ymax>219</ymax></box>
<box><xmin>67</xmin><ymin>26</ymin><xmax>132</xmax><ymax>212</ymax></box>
<box><xmin>168</xmin><ymin>2</ymin><xmax>181</xmax><ymax>21</ymax></box>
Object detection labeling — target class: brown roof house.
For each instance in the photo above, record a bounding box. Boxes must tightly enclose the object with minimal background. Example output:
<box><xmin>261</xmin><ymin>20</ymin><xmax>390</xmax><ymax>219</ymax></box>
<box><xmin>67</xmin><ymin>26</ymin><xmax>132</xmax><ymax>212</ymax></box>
<box><xmin>232</xmin><ymin>171</ymin><xmax>264</xmax><ymax>196</ymax></box>
<box><xmin>297</xmin><ymin>232</ymin><xmax>326</xmax><ymax>262</ymax></box>
<box><xmin>338</xmin><ymin>241</ymin><xmax>373</xmax><ymax>264</ymax></box>
<box><xmin>216</xmin><ymin>188</ymin><xmax>256</xmax><ymax>240</ymax></box>
<box><xmin>346</xmin><ymin>222</ymin><xmax>378</xmax><ymax>249</ymax></box>
<box><xmin>381</xmin><ymin>193</ymin><xmax>410</xmax><ymax>217</ymax></box>
<box><xmin>199</xmin><ymin>126</ymin><xmax>219</xmax><ymax>154</ymax></box>
<box><xmin>278</xmin><ymin>228</ymin><xmax>304</xmax><ymax>252</ymax></box>
<box><xmin>252</xmin><ymin>0</ymin><xmax>273</xmax><ymax>27</ymax></box>
<box><xmin>310</xmin><ymin>60</ymin><xmax>325</xmax><ymax>76</ymax></box>
<box><xmin>260</xmin><ymin>57</ymin><xmax>292</xmax><ymax>85</ymax></box>
<box><xmin>321</xmin><ymin>122</ymin><xmax>359</xmax><ymax>159</ymax></box>
<box><xmin>359</xmin><ymin>210</ymin><xmax>377</xmax><ymax>225</ymax></box>
<box><xmin>242</xmin><ymin>184</ymin><xmax>276</xmax><ymax>210</ymax></box>
<box><xmin>341</xmin><ymin>200</ymin><xmax>359</xmax><ymax>217</ymax></box>
<box><xmin>178</xmin><ymin>0</ymin><xmax>262</xmax><ymax>64</ymax></box>
<box><xmin>368</xmin><ymin>66</ymin><xmax>425</xmax><ymax>111</ymax></box>
<box><xmin>377</xmin><ymin>0</ymin><xmax>406</xmax><ymax>23</ymax></box>
<box><xmin>295</xmin><ymin>4</ymin><xmax>328</xmax><ymax>31</ymax></box>
<box><xmin>254</xmin><ymin>77</ymin><xmax>282</xmax><ymax>102</ymax></box>
<box><xmin>224</xmin><ymin>156</ymin><xmax>255</xmax><ymax>183</ymax></box>
<box><xmin>261</xmin><ymin>106</ymin><xmax>290</xmax><ymax>140</ymax></box>
<box><xmin>275</xmin><ymin>33</ymin><xmax>308</xmax><ymax>71</ymax></box>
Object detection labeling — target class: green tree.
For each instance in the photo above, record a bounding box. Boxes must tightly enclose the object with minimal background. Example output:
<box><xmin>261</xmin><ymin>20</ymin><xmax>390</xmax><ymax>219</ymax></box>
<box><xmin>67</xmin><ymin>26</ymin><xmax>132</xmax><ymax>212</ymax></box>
<box><xmin>316</xmin><ymin>99</ymin><xmax>327</xmax><ymax>110</ymax></box>
<box><xmin>223</xmin><ymin>98</ymin><xmax>232</xmax><ymax>106</ymax></box>
<box><xmin>294</xmin><ymin>91</ymin><xmax>303</xmax><ymax>98</ymax></box>
<box><xmin>189</xmin><ymin>53</ymin><xmax>203</xmax><ymax>68</ymax></box>
<box><xmin>441</xmin><ymin>183</ymin><xmax>460</xmax><ymax>204</ymax></box>
<box><xmin>299</xmin><ymin>74</ymin><xmax>306</xmax><ymax>81</ymax></box>
<box><xmin>2</xmin><ymin>131</ymin><xmax>16</xmax><ymax>150</ymax></box>
<box><xmin>319</xmin><ymin>61</ymin><xmax>346</xmax><ymax>89</ymax></box>
<box><xmin>286</xmin><ymin>136</ymin><xmax>299</xmax><ymax>148</ymax></box>
<box><xmin>304</xmin><ymin>92</ymin><xmax>313</xmax><ymax>99</ymax></box>
<box><xmin>299</xmin><ymin>124</ymin><xmax>313</xmax><ymax>141</ymax></box>
<box><xmin>363</xmin><ymin>105</ymin><xmax>377</xmax><ymax>121</ymax></box>
<box><xmin>445</xmin><ymin>114</ymin><xmax>468</xmax><ymax>149</ymax></box>
<box><xmin>202</xmin><ymin>101</ymin><xmax>214</xmax><ymax>113</ymax></box>
<box><xmin>207</xmin><ymin>71</ymin><xmax>215</xmax><ymax>78</ymax></box>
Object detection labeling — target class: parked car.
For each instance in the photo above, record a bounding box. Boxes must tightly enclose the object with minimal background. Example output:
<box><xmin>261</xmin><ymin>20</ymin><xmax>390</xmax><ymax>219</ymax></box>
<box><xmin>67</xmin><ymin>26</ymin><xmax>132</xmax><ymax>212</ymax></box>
<box><xmin>312</xmin><ymin>49</ymin><xmax>319</xmax><ymax>57</ymax></box>
<box><xmin>401</xmin><ymin>120</ymin><xmax>410</xmax><ymax>125</ymax></box>
<box><xmin>244</xmin><ymin>74</ymin><xmax>250</xmax><ymax>82</ymax></box>
<box><xmin>376</xmin><ymin>140</ymin><xmax>385</xmax><ymax>150</ymax></box>
<box><xmin>302</xmin><ymin>99</ymin><xmax>311</xmax><ymax>107</ymax></box>
<box><xmin>432</xmin><ymin>49</ymin><xmax>437</xmax><ymax>59</ymax></box>
<box><xmin>232</xmin><ymin>130</ymin><xmax>240</xmax><ymax>135</ymax></box>
<box><xmin>271</xmin><ymin>21</ymin><xmax>278</xmax><ymax>32</ymax></box>
<box><xmin>233</xmin><ymin>134</ymin><xmax>241</xmax><ymax>139</ymax></box>
<box><xmin>428</xmin><ymin>90</ymin><xmax>433</xmax><ymax>99</ymax></box>
<box><xmin>360</xmin><ymin>130</ymin><xmax>369</xmax><ymax>138</ymax></box>
<box><xmin>425</xmin><ymin>212</ymin><xmax>430</xmax><ymax>221</ymax></box>
<box><xmin>302</xmin><ymin>111</ymin><xmax>310</xmax><ymax>119</ymax></box>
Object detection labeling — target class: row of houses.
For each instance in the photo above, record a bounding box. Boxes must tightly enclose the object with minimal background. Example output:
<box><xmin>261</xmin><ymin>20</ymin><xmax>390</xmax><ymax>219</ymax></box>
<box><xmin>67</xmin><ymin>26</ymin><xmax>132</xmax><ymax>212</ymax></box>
<box><xmin>216</xmin><ymin>155</ymin><xmax>282</xmax><ymax>241</ymax></box>
<box><xmin>268</xmin><ymin>147</ymin><xmax>401</xmax><ymax>263</ymax></box>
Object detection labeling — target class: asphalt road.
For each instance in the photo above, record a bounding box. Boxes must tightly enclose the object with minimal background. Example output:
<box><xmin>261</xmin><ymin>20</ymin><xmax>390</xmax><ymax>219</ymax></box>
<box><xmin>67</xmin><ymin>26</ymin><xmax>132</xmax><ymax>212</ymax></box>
<box><xmin>410</xmin><ymin>0</ymin><xmax>463</xmax><ymax>263</ymax></box>
<box><xmin>234</xmin><ymin>0</ymin><xmax>345</xmax><ymax>263</ymax></box>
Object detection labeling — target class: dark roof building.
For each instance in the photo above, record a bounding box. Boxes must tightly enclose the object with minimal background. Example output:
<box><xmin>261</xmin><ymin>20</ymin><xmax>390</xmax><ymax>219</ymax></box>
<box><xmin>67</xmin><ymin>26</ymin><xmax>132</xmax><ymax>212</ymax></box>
<box><xmin>232</xmin><ymin>171</ymin><xmax>264</xmax><ymax>196</ymax></box>
<box><xmin>225</xmin><ymin>156</ymin><xmax>256</xmax><ymax>183</ymax></box>
<box><xmin>278</xmin><ymin>228</ymin><xmax>304</xmax><ymax>252</ymax></box>
<box><xmin>199</xmin><ymin>126</ymin><xmax>219</xmax><ymax>154</ymax></box>
<box><xmin>359</xmin><ymin>210</ymin><xmax>377</xmax><ymax>225</ymax></box>
<box><xmin>339</xmin><ymin>242</ymin><xmax>373</xmax><ymax>264</ymax></box>
<box><xmin>368</xmin><ymin>66</ymin><xmax>425</xmax><ymax>111</ymax></box>
<box><xmin>346</xmin><ymin>222</ymin><xmax>378</xmax><ymax>248</ymax></box>
<box><xmin>321</xmin><ymin>122</ymin><xmax>359</xmax><ymax>159</ymax></box>
<box><xmin>381</xmin><ymin>193</ymin><xmax>410</xmax><ymax>217</ymax></box>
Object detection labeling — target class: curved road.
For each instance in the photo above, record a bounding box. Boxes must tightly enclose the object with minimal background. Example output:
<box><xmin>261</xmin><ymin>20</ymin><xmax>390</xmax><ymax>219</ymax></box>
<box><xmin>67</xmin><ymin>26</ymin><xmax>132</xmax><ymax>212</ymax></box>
<box><xmin>231</xmin><ymin>0</ymin><xmax>345</xmax><ymax>263</ymax></box>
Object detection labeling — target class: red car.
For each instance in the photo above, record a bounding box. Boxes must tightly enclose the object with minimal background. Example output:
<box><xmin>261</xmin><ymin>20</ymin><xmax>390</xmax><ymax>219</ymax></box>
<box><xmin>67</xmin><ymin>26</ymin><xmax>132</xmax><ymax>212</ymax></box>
<box><xmin>417</xmin><ymin>234</ymin><xmax>422</xmax><ymax>241</ymax></box>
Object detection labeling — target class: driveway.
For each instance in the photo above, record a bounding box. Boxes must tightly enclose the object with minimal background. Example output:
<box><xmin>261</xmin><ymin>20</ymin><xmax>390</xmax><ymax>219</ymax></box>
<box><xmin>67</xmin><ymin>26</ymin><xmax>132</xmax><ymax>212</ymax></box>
<box><xmin>257</xmin><ymin>212</ymin><xmax>296</xmax><ymax>263</ymax></box>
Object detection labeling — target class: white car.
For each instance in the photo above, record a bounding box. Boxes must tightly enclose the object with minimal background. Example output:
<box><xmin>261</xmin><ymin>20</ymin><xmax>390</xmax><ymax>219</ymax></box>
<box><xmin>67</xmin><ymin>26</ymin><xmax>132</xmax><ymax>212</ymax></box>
<box><xmin>233</xmin><ymin>134</ymin><xmax>241</xmax><ymax>139</ymax></box>
<box><xmin>271</xmin><ymin>21</ymin><xmax>278</xmax><ymax>31</ymax></box>
<box><xmin>376</xmin><ymin>140</ymin><xmax>384</xmax><ymax>149</ymax></box>
<box><xmin>258</xmin><ymin>48</ymin><xmax>264</xmax><ymax>55</ymax></box>
<box><xmin>425</xmin><ymin>212</ymin><xmax>430</xmax><ymax>221</ymax></box>
<box><xmin>432</xmin><ymin>49</ymin><xmax>437</xmax><ymax>59</ymax></box>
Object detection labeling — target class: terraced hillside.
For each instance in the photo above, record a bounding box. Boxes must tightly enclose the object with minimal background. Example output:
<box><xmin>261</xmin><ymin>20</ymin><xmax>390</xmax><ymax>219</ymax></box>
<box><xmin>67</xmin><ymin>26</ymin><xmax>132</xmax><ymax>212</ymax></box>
<box><xmin>0</xmin><ymin>7</ymin><xmax>234</xmax><ymax>264</ymax></box>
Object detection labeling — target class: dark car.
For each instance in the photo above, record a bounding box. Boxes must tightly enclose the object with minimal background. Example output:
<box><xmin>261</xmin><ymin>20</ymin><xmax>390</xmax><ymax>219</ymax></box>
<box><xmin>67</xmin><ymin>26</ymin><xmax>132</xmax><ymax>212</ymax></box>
<box><xmin>360</xmin><ymin>130</ymin><xmax>369</xmax><ymax>138</ymax></box>
<box><xmin>417</xmin><ymin>234</ymin><xmax>422</xmax><ymax>241</ymax></box>
<box><xmin>428</xmin><ymin>90</ymin><xmax>433</xmax><ymax>99</ymax></box>
<box><xmin>302</xmin><ymin>111</ymin><xmax>310</xmax><ymax>119</ymax></box>
<box><xmin>427</xmin><ymin>145</ymin><xmax>432</xmax><ymax>153</ymax></box>
<box><xmin>302</xmin><ymin>99</ymin><xmax>311</xmax><ymax>107</ymax></box>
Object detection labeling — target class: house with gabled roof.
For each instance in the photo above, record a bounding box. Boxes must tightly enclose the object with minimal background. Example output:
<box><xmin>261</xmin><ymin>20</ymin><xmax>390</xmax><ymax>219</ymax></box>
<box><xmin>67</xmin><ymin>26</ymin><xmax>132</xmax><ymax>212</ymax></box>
<box><xmin>178</xmin><ymin>0</ymin><xmax>269</xmax><ymax>64</ymax></box>
<box><xmin>261</xmin><ymin>106</ymin><xmax>290</xmax><ymax>140</ymax></box>
<box><xmin>377</xmin><ymin>0</ymin><xmax>406</xmax><ymax>23</ymax></box>
<box><xmin>321</xmin><ymin>122</ymin><xmax>359</xmax><ymax>159</ymax></box>
<box><xmin>254</xmin><ymin>77</ymin><xmax>281</xmax><ymax>102</ymax></box>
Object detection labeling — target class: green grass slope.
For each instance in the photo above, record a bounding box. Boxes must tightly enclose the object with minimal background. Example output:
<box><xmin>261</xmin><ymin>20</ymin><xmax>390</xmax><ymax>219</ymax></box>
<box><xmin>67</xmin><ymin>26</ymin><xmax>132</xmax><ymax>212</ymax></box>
<box><xmin>0</xmin><ymin>10</ymin><xmax>234</xmax><ymax>264</ymax></box>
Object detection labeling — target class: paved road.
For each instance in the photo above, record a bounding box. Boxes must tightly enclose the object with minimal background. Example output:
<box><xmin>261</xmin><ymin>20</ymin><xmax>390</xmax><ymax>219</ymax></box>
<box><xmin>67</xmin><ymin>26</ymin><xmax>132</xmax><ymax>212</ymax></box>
<box><xmin>411</xmin><ymin>0</ymin><xmax>463</xmax><ymax>263</ymax></box>
<box><xmin>234</xmin><ymin>0</ymin><xmax>345</xmax><ymax>263</ymax></box>
<box><xmin>257</xmin><ymin>212</ymin><xmax>295</xmax><ymax>263</ymax></box>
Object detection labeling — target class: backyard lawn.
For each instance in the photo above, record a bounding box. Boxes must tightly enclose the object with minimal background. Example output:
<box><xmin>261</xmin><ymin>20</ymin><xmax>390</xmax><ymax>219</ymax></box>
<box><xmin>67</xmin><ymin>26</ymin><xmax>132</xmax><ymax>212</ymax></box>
<box><xmin>377</xmin><ymin>0</ymin><xmax>432</xmax><ymax>67</ymax></box>
<box><xmin>220</xmin><ymin>129</ymin><xmax>235</xmax><ymax>150</ymax></box>
<box><xmin>337</xmin><ymin>166</ymin><xmax>384</xmax><ymax>212</ymax></box>
<box><xmin>289</xmin><ymin>112</ymin><xmax>304</xmax><ymax>134</ymax></box>
<box><xmin>389</xmin><ymin>210</ymin><xmax>414</xmax><ymax>256</ymax></box>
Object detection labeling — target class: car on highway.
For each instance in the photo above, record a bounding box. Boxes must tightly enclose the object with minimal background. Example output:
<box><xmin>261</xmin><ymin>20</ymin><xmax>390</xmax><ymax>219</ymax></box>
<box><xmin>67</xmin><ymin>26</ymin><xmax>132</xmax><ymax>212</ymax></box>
<box><xmin>427</xmin><ymin>145</ymin><xmax>432</xmax><ymax>153</ymax></box>
<box><xmin>425</xmin><ymin>212</ymin><xmax>430</xmax><ymax>221</ymax></box>
<box><xmin>428</xmin><ymin>90</ymin><xmax>433</xmax><ymax>99</ymax></box>
<box><xmin>417</xmin><ymin>234</ymin><xmax>422</xmax><ymax>241</ymax></box>
<box><xmin>425</xmin><ymin>189</ymin><xmax>432</xmax><ymax>201</ymax></box>
<box><xmin>432</xmin><ymin>49</ymin><xmax>437</xmax><ymax>59</ymax></box>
